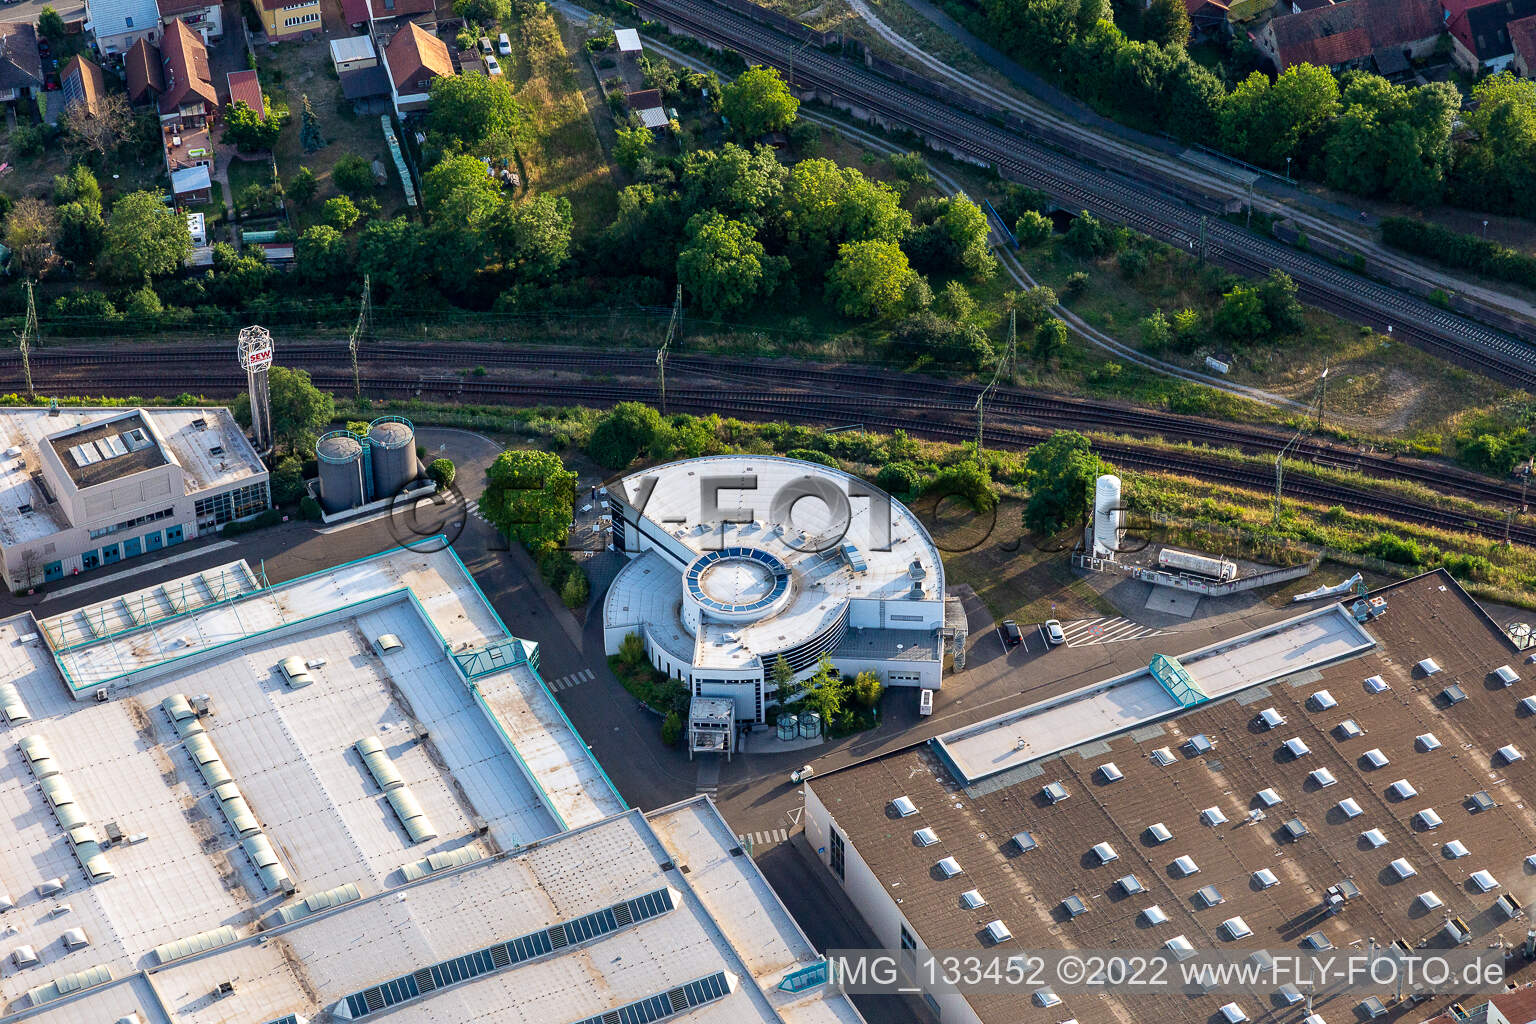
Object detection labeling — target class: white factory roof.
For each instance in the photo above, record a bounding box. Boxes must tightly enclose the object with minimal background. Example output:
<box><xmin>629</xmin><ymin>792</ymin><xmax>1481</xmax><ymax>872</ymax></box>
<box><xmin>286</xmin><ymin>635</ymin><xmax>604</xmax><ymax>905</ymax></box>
<box><xmin>0</xmin><ymin>406</ymin><xmax>263</xmax><ymax>546</ymax></box>
<box><xmin>606</xmin><ymin>455</ymin><xmax>942</xmax><ymax>671</ymax></box>
<box><xmin>934</xmin><ymin>604</ymin><xmax>1376</xmax><ymax>785</ymax></box>
<box><xmin>1</xmin><ymin>801</ymin><xmax>857</xmax><ymax>1024</ymax></box>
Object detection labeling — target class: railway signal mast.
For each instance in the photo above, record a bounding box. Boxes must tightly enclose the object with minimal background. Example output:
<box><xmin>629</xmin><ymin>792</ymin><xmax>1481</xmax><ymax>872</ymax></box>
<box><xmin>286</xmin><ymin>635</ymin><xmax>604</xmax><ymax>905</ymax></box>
<box><xmin>16</xmin><ymin>281</ymin><xmax>36</xmax><ymax>396</ymax></box>
<box><xmin>657</xmin><ymin>284</ymin><xmax>681</xmax><ymax>414</ymax></box>
<box><xmin>348</xmin><ymin>275</ymin><xmax>372</xmax><ymax>405</ymax></box>
<box><xmin>238</xmin><ymin>325</ymin><xmax>275</xmax><ymax>454</ymax></box>
<box><xmin>973</xmin><ymin>311</ymin><xmax>1017</xmax><ymax>454</ymax></box>
<box><xmin>1273</xmin><ymin>366</ymin><xmax>1328</xmax><ymax>526</ymax></box>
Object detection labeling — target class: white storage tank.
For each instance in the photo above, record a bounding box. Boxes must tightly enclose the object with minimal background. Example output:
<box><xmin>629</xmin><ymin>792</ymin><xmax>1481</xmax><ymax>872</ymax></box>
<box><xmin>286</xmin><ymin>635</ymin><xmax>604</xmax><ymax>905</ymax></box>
<box><xmin>1093</xmin><ymin>474</ymin><xmax>1122</xmax><ymax>558</ymax></box>
<box><xmin>367</xmin><ymin>416</ymin><xmax>419</xmax><ymax>498</ymax></box>
<box><xmin>316</xmin><ymin>430</ymin><xmax>367</xmax><ymax>513</ymax></box>
<box><xmin>1157</xmin><ymin>547</ymin><xmax>1238</xmax><ymax>582</ymax></box>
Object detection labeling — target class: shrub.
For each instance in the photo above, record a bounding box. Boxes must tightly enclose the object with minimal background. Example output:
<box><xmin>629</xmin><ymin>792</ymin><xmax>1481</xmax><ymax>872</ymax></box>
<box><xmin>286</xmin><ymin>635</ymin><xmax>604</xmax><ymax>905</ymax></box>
<box><xmin>1063</xmin><ymin>271</ymin><xmax>1089</xmax><ymax>297</ymax></box>
<box><xmin>660</xmin><ymin>710</ymin><xmax>683</xmax><ymax>746</ymax></box>
<box><xmin>299</xmin><ymin>496</ymin><xmax>323</xmax><ymax>520</ymax></box>
<box><xmin>428</xmin><ymin>457</ymin><xmax>456</xmax><ymax>488</ymax></box>
<box><xmin>875</xmin><ymin>461</ymin><xmax>923</xmax><ymax>499</ymax></box>
<box><xmin>784</xmin><ymin>447</ymin><xmax>838</xmax><ymax>468</ymax></box>
<box><xmin>1368</xmin><ymin>533</ymin><xmax>1424</xmax><ymax>566</ymax></box>
<box><xmin>560</xmin><ymin>569</ymin><xmax>590</xmax><ymax>608</ymax></box>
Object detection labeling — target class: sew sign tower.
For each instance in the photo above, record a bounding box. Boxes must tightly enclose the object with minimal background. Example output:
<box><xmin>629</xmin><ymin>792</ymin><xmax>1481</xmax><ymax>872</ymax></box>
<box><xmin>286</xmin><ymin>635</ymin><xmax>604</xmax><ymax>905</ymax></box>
<box><xmin>237</xmin><ymin>325</ymin><xmax>275</xmax><ymax>453</ymax></box>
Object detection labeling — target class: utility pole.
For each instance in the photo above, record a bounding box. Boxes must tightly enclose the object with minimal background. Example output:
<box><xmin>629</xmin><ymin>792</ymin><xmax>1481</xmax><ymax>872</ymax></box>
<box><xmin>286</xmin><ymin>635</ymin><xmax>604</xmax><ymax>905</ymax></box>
<box><xmin>1316</xmin><ymin>364</ymin><xmax>1328</xmax><ymax>431</ymax></box>
<box><xmin>1274</xmin><ymin>368</ymin><xmax>1329</xmax><ymax>525</ymax></box>
<box><xmin>973</xmin><ymin>311</ymin><xmax>1018</xmax><ymax>454</ymax></box>
<box><xmin>17</xmin><ymin>281</ymin><xmax>36</xmax><ymax>396</ymax></box>
<box><xmin>348</xmin><ymin>274</ymin><xmax>372</xmax><ymax>406</ymax></box>
<box><xmin>657</xmin><ymin>284</ymin><xmax>681</xmax><ymax>414</ymax></box>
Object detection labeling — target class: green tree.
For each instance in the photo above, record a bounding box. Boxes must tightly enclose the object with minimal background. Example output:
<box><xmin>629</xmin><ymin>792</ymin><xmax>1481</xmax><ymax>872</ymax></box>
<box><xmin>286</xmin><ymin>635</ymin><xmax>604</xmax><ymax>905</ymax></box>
<box><xmin>453</xmin><ymin>0</ymin><xmax>510</xmax><ymax>24</ymax></box>
<box><xmin>5</xmin><ymin>199</ymin><xmax>57</xmax><ymax>280</ymax></box>
<box><xmin>332</xmin><ymin>154</ymin><xmax>376</xmax><ymax>198</ymax></box>
<box><xmin>660</xmin><ymin>710</ymin><xmax>683</xmax><ymax>746</ymax></box>
<box><xmin>1139</xmin><ymin>308</ymin><xmax>1171</xmax><ymax>350</ymax></box>
<box><xmin>56</xmin><ymin>200</ymin><xmax>104</xmax><ymax>268</ymax></box>
<box><xmin>587</xmin><ymin>401</ymin><xmax>665</xmax><ymax>469</ymax></box>
<box><xmin>102</xmin><ymin>191</ymin><xmax>191</xmax><ymax>283</ymax></box>
<box><xmin>560</xmin><ymin>569</ymin><xmax>590</xmax><ymax>608</ymax></box>
<box><xmin>123</xmin><ymin>285</ymin><xmax>162</xmax><ymax>317</ymax></box>
<box><xmin>428</xmin><ymin>73</ymin><xmax>526</xmax><ymax>157</ymax></box>
<box><xmin>38</xmin><ymin>5</ymin><xmax>65</xmax><ymax>40</ymax></box>
<box><xmin>53</xmin><ymin>165</ymin><xmax>101</xmax><ymax>208</ymax></box>
<box><xmin>613</xmin><ymin>124</ymin><xmax>654</xmax><ymax>174</ymax></box>
<box><xmin>1022</xmin><ymin>431</ymin><xmax>1109</xmax><ymax>536</ymax></box>
<box><xmin>907</xmin><ymin>193</ymin><xmax>996</xmax><ymax>281</ymax></box>
<box><xmin>1172</xmin><ymin>307</ymin><xmax>1200</xmax><ymax>336</ymax></box>
<box><xmin>677</xmin><ymin>142</ymin><xmax>786</xmax><ymax>230</ymax></box>
<box><xmin>488</xmin><ymin>194</ymin><xmax>573</xmax><ymax>281</ymax></box>
<box><xmin>272</xmin><ymin>456</ymin><xmax>306</xmax><ymax>504</ymax></box>
<box><xmin>221</xmin><ymin>97</ymin><xmax>287</xmax><ymax>152</ymax></box>
<box><xmin>1220</xmin><ymin>65</ymin><xmax>1339</xmax><ymax>168</ymax></box>
<box><xmin>677</xmin><ymin>212</ymin><xmax>768</xmax><ymax>315</ymax></box>
<box><xmin>1256</xmin><ymin>268</ymin><xmax>1304</xmax><ymax>336</ymax></box>
<box><xmin>783</xmin><ymin>159</ymin><xmax>910</xmax><ymax>267</ymax></box>
<box><xmin>770</xmin><ymin>654</ymin><xmax>802</xmax><ymax>703</ymax></box>
<box><xmin>324</xmin><ymin>195</ymin><xmax>361</xmax><ymax>230</ymax></box>
<box><xmin>1015</xmin><ymin>209</ymin><xmax>1053</xmax><ymax>248</ymax></box>
<box><xmin>427</xmin><ymin>458</ymin><xmax>456</xmax><ymax>488</ymax></box>
<box><xmin>1012</xmin><ymin>284</ymin><xmax>1058</xmax><ymax>327</ymax></box>
<box><xmin>1063</xmin><ymin>210</ymin><xmax>1117</xmax><ymax>258</ymax></box>
<box><xmin>479</xmin><ymin>448</ymin><xmax>578</xmax><ymax>551</ymax></box>
<box><xmin>295</xmin><ymin>224</ymin><xmax>353</xmax><ymax>283</ymax></box>
<box><xmin>1454</xmin><ymin>73</ymin><xmax>1536</xmax><ymax>216</ymax></box>
<box><xmin>299</xmin><ymin>94</ymin><xmax>326</xmax><ymax>152</ymax></box>
<box><xmin>1142</xmin><ymin>0</ymin><xmax>1190</xmax><ymax>47</ymax></box>
<box><xmin>1033</xmin><ymin>316</ymin><xmax>1068</xmax><ymax>365</ymax></box>
<box><xmin>851</xmin><ymin>670</ymin><xmax>883</xmax><ymax>709</ymax></box>
<box><xmin>926</xmin><ymin>459</ymin><xmax>996</xmax><ymax>511</ymax></box>
<box><xmin>719</xmin><ymin>65</ymin><xmax>799</xmax><ymax>139</ymax></box>
<box><xmin>423</xmin><ymin>153</ymin><xmax>501</xmax><ymax>218</ymax></box>
<box><xmin>1213</xmin><ymin>283</ymin><xmax>1269</xmax><ymax>343</ymax></box>
<box><xmin>232</xmin><ymin>366</ymin><xmax>335</xmax><ymax>457</ymax></box>
<box><xmin>826</xmin><ymin>239</ymin><xmax>920</xmax><ymax>318</ymax></box>
<box><xmin>288</xmin><ymin>166</ymin><xmax>318</xmax><ymax>206</ymax></box>
<box><xmin>357</xmin><ymin>217</ymin><xmax>426</xmax><ymax>300</ymax></box>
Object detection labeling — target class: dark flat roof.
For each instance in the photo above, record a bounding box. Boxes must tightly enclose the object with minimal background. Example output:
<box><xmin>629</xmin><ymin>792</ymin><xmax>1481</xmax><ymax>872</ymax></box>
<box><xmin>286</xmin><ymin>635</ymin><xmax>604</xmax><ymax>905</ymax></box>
<box><xmin>811</xmin><ymin>571</ymin><xmax>1534</xmax><ymax>1024</ymax></box>
<box><xmin>48</xmin><ymin>412</ymin><xmax>166</xmax><ymax>488</ymax></box>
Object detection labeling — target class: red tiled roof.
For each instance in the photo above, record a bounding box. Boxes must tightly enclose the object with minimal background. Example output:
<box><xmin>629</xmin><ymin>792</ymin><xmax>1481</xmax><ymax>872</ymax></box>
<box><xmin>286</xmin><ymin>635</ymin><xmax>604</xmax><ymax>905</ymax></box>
<box><xmin>159</xmin><ymin>18</ymin><xmax>217</xmax><ymax>116</ymax></box>
<box><xmin>1444</xmin><ymin>0</ymin><xmax>1536</xmax><ymax>59</ymax></box>
<box><xmin>341</xmin><ymin>0</ymin><xmax>370</xmax><ymax>23</ymax></box>
<box><xmin>61</xmin><ymin>54</ymin><xmax>106</xmax><ymax>115</ymax></box>
<box><xmin>1513</xmin><ymin>12</ymin><xmax>1536</xmax><ymax>62</ymax></box>
<box><xmin>157</xmin><ymin>0</ymin><xmax>215</xmax><ymax>16</ymax></box>
<box><xmin>1268</xmin><ymin>0</ymin><xmax>1439</xmax><ymax>67</ymax></box>
<box><xmin>226</xmin><ymin>68</ymin><xmax>263</xmax><ymax>117</ymax></box>
<box><xmin>368</xmin><ymin>0</ymin><xmax>437</xmax><ymax>18</ymax></box>
<box><xmin>124</xmin><ymin>37</ymin><xmax>164</xmax><ymax>104</ymax></box>
<box><xmin>384</xmin><ymin>21</ymin><xmax>452</xmax><ymax>92</ymax></box>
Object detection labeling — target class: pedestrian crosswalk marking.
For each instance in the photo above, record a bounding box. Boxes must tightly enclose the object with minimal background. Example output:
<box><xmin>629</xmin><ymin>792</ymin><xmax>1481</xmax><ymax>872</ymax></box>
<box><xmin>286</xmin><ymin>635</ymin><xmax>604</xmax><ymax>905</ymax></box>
<box><xmin>736</xmin><ymin>829</ymin><xmax>790</xmax><ymax>848</ymax></box>
<box><xmin>545</xmin><ymin>668</ymin><xmax>594</xmax><ymax>692</ymax></box>
<box><xmin>466</xmin><ymin>499</ymin><xmax>488</xmax><ymax>522</ymax></box>
<box><xmin>1059</xmin><ymin>616</ymin><xmax>1167</xmax><ymax>648</ymax></box>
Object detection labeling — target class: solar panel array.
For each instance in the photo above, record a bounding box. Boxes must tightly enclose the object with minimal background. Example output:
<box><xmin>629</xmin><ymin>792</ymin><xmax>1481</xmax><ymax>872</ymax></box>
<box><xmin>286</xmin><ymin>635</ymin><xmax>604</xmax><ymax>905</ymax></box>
<box><xmin>337</xmin><ymin>888</ymin><xmax>677</xmax><ymax>1019</ymax></box>
<box><xmin>567</xmin><ymin>971</ymin><xmax>732</xmax><ymax>1024</ymax></box>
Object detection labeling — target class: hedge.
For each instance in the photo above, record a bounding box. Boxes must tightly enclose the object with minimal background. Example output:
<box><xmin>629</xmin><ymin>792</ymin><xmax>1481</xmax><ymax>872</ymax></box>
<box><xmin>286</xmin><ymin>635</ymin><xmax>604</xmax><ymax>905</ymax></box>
<box><xmin>1380</xmin><ymin>218</ymin><xmax>1536</xmax><ymax>291</ymax></box>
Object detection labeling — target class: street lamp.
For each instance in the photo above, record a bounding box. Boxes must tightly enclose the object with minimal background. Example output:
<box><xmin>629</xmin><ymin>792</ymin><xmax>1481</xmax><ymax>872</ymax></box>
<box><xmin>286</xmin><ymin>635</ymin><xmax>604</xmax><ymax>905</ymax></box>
<box><xmin>1483</xmin><ymin>219</ymin><xmax>1489</xmax><ymax>240</ymax></box>
<box><xmin>1285</xmin><ymin>156</ymin><xmax>1292</xmax><ymax>181</ymax></box>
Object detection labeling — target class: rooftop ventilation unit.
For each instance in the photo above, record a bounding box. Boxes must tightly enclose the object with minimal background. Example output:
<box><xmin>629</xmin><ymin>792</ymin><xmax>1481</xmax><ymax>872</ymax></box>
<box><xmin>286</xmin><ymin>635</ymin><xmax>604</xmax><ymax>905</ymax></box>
<box><xmin>1362</xmin><ymin>748</ymin><xmax>1388</xmax><ymax>768</ymax></box>
<box><xmin>1151</xmin><ymin>747</ymin><xmax>1176</xmax><ymax>766</ymax></box>
<box><xmin>1388</xmin><ymin>779</ymin><xmax>1418</xmax><ymax>800</ymax></box>
<box><xmin>1257</xmin><ymin>708</ymin><xmax>1285</xmax><ymax>730</ymax></box>
<box><xmin>1282</xmin><ymin>818</ymin><xmax>1308</xmax><ymax>841</ymax></box>
<box><xmin>1220</xmin><ymin>917</ymin><xmax>1252</xmax><ymax>940</ymax></box>
<box><xmin>1470</xmin><ymin>870</ymin><xmax>1499</xmax><ymax>892</ymax></box>
<box><xmin>278</xmin><ymin>656</ymin><xmax>314</xmax><ymax>689</ymax></box>
<box><xmin>1443</xmin><ymin>840</ymin><xmax>1470</xmax><ymax>859</ymax></box>
<box><xmin>1364</xmin><ymin>675</ymin><xmax>1389</xmax><ymax>693</ymax></box>
<box><xmin>1495</xmin><ymin>665</ymin><xmax>1520</xmax><ymax>687</ymax></box>
<box><xmin>1441</xmin><ymin>684</ymin><xmax>1468</xmax><ymax>705</ymax></box>
<box><xmin>1091</xmin><ymin>842</ymin><xmax>1118</xmax><ymax>865</ymax></box>
<box><xmin>1283</xmin><ymin>737</ymin><xmax>1310</xmax><ymax>759</ymax></box>
<box><xmin>1496</xmin><ymin>894</ymin><xmax>1523</xmax><ymax>919</ymax></box>
<box><xmin>1336</xmin><ymin>720</ymin><xmax>1363</xmax><ymax>740</ymax></box>
<box><xmin>983</xmin><ymin>920</ymin><xmax>1011</xmax><ymax>944</ymax></box>
<box><xmin>1498</xmin><ymin>744</ymin><xmax>1523</xmax><ymax>765</ymax></box>
<box><xmin>936</xmin><ymin>857</ymin><xmax>962</xmax><ymax>879</ymax></box>
<box><xmin>1389</xmin><ymin>858</ymin><xmax>1417</xmax><ymax>880</ymax></box>
<box><xmin>374</xmin><ymin>634</ymin><xmax>403</xmax><ymax>654</ymax></box>
<box><xmin>1301</xmin><ymin>931</ymin><xmax>1332</xmax><ymax>951</ymax></box>
<box><xmin>1010</xmin><ymin>831</ymin><xmax>1037</xmax><ymax>853</ymax></box>
<box><xmin>1309</xmin><ymin>768</ymin><xmax>1337</xmax><ymax>788</ymax></box>
<box><xmin>1196</xmin><ymin>885</ymin><xmax>1224</xmax><ymax>907</ymax></box>
<box><xmin>1119</xmin><ymin>874</ymin><xmax>1145</xmax><ymax>895</ymax></box>
<box><xmin>1336</xmin><ymin>798</ymin><xmax>1363</xmax><ymax>819</ymax></box>
<box><xmin>1416</xmin><ymin>733</ymin><xmax>1442</xmax><ymax>752</ymax></box>
<box><xmin>1414</xmin><ymin>809</ymin><xmax>1443</xmax><ymax>830</ymax></box>
<box><xmin>961</xmin><ymin>890</ymin><xmax>986</xmax><ymax>909</ymax></box>
<box><xmin>1147</xmin><ymin>822</ymin><xmax>1173</xmax><ymax>844</ymax></box>
<box><xmin>1184</xmin><ymin>734</ymin><xmax>1214</xmax><ymax>756</ymax></box>
<box><xmin>1256</xmin><ymin>788</ymin><xmax>1283</xmax><ymax>807</ymax></box>
<box><xmin>1062</xmin><ymin>895</ymin><xmax>1088</xmax><ymax>918</ymax></box>
<box><xmin>1142</xmin><ymin>905</ymin><xmax>1168</xmax><ymax>926</ymax></box>
<box><xmin>1309</xmin><ymin>690</ymin><xmax>1337</xmax><ymax>711</ymax></box>
<box><xmin>914</xmin><ymin>828</ymin><xmax>938</xmax><ymax>847</ymax></box>
<box><xmin>1201</xmin><ymin>807</ymin><xmax>1227</xmax><ymax>826</ymax></box>
<box><xmin>1468</xmin><ymin>791</ymin><xmax>1495</xmax><ymax>813</ymax></box>
<box><xmin>1172</xmin><ymin>855</ymin><xmax>1199</xmax><ymax>877</ymax></box>
<box><xmin>1253</xmin><ymin>868</ymin><xmax>1278</xmax><ymax>889</ymax></box>
<box><xmin>1097</xmin><ymin>763</ymin><xmax>1123</xmax><ymax>783</ymax></box>
<box><xmin>891</xmin><ymin>796</ymin><xmax>917</xmax><ymax>817</ymax></box>
<box><xmin>1418</xmin><ymin>658</ymin><xmax>1442</xmax><ymax>675</ymax></box>
<box><xmin>1042</xmin><ymin>782</ymin><xmax>1070</xmax><ymax>804</ymax></box>
<box><xmin>1417</xmin><ymin>891</ymin><xmax>1443</xmax><ymax>911</ymax></box>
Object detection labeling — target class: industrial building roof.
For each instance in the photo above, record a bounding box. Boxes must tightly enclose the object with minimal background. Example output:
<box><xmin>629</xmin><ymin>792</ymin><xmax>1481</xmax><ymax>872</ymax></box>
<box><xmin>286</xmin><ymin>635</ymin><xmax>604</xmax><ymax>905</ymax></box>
<box><xmin>606</xmin><ymin>455</ymin><xmax>943</xmax><ymax>671</ymax></box>
<box><xmin>809</xmin><ymin>571</ymin><xmax>1535</xmax><ymax>1024</ymax></box>
<box><xmin>46</xmin><ymin>411</ymin><xmax>166</xmax><ymax>488</ymax></box>
<box><xmin>0</xmin><ymin>407</ymin><xmax>264</xmax><ymax>547</ymax></box>
<box><xmin>0</xmin><ymin>545</ymin><xmax>857</xmax><ymax>1024</ymax></box>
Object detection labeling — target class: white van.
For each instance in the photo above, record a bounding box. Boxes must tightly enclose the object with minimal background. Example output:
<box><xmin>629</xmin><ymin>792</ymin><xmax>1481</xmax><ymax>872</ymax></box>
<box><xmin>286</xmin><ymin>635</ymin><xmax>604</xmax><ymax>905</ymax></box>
<box><xmin>919</xmin><ymin>688</ymin><xmax>934</xmax><ymax>716</ymax></box>
<box><xmin>497</xmin><ymin>31</ymin><xmax>512</xmax><ymax>55</ymax></box>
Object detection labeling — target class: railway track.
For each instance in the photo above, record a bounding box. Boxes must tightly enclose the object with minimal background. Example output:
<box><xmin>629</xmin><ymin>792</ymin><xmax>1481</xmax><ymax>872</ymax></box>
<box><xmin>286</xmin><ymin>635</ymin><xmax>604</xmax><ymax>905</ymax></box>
<box><xmin>12</xmin><ymin>361</ymin><xmax>1533</xmax><ymax>547</ymax></box>
<box><xmin>633</xmin><ymin>0</ymin><xmax>1536</xmax><ymax>389</ymax></box>
<box><xmin>11</xmin><ymin>343</ymin><xmax>1526</xmax><ymax>508</ymax></box>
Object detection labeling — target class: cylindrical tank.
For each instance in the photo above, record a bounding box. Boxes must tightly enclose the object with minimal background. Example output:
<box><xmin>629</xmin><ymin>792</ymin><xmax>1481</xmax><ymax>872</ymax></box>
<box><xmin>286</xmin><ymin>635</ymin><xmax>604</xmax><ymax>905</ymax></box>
<box><xmin>367</xmin><ymin>416</ymin><xmax>419</xmax><ymax>497</ymax></box>
<box><xmin>1093</xmin><ymin>474</ymin><xmax>1123</xmax><ymax>558</ymax></box>
<box><xmin>799</xmin><ymin>712</ymin><xmax>821</xmax><ymax>739</ymax></box>
<box><xmin>777</xmin><ymin>715</ymin><xmax>798</xmax><ymax>741</ymax></box>
<box><xmin>317</xmin><ymin>430</ymin><xmax>367</xmax><ymax>513</ymax></box>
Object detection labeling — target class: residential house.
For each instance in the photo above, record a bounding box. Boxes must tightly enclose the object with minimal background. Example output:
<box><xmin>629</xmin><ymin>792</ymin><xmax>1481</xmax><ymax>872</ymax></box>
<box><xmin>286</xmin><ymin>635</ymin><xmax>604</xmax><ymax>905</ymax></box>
<box><xmin>1442</xmin><ymin>0</ymin><xmax>1536</xmax><ymax>72</ymax></box>
<box><xmin>158</xmin><ymin>19</ymin><xmax>217</xmax><ymax>203</ymax></box>
<box><xmin>157</xmin><ymin>0</ymin><xmax>223</xmax><ymax>43</ymax></box>
<box><xmin>256</xmin><ymin>0</ymin><xmax>322</xmax><ymax>40</ymax></box>
<box><xmin>84</xmin><ymin>0</ymin><xmax>161</xmax><ymax>55</ymax></box>
<box><xmin>339</xmin><ymin>65</ymin><xmax>392</xmax><ymax>113</ymax></box>
<box><xmin>362</xmin><ymin>0</ymin><xmax>437</xmax><ymax>33</ymax></box>
<box><xmin>226</xmin><ymin>67</ymin><xmax>263</xmax><ymax>116</ymax></box>
<box><xmin>60</xmin><ymin>54</ymin><xmax>106</xmax><ymax>116</ymax></box>
<box><xmin>123</xmin><ymin>36</ymin><xmax>163</xmax><ymax>107</ymax></box>
<box><xmin>382</xmin><ymin>21</ymin><xmax>452</xmax><ymax>115</ymax></box>
<box><xmin>1253</xmin><ymin>0</ymin><xmax>1441</xmax><ymax>71</ymax></box>
<box><xmin>1185</xmin><ymin>0</ymin><xmax>1232</xmax><ymax>40</ymax></box>
<box><xmin>0</xmin><ymin>23</ymin><xmax>42</xmax><ymax>104</ymax></box>
<box><xmin>329</xmin><ymin>34</ymin><xmax>377</xmax><ymax>73</ymax></box>
<box><xmin>1512</xmin><ymin>12</ymin><xmax>1536</xmax><ymax>73</ymax></box>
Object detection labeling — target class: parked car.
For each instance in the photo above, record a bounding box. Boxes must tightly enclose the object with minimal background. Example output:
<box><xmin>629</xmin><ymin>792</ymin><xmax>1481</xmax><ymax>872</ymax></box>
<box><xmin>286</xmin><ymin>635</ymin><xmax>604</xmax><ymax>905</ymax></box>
<box><xmin>1002</xmin><ymin>620</ymin><xmax>1022</xmax><ymax>647</ymax></box>
<box><xmin>478</xmin><ymin>36</ymin><xmax>492</xmax><ymax>52</ymax></box>
<box><xmin>790</xmin><ymin>764</ymin><xmax>814</xmax><ymax>784</ymax></box>
<box><xmin>486</xmin><ymin>56</ymin><xmax>503</xmax><ymax>76</ymax></box>
<box><xmin>498</xmin><ymin>31</ymin><xmax>512</xmax><ymax>55</ymax></box>
<box><xmin>1045</xmin><ymin>619</ymin><xmax>1065</xmax><ymax>646</ymax></box>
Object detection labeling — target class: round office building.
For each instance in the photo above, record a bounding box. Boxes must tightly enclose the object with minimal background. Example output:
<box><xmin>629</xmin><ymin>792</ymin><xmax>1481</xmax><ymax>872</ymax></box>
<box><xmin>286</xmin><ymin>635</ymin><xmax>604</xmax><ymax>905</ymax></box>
<box><xmin>603</xmin><ymin>455</ymin><xmax>947</xmax><ymax>722</ymax></box>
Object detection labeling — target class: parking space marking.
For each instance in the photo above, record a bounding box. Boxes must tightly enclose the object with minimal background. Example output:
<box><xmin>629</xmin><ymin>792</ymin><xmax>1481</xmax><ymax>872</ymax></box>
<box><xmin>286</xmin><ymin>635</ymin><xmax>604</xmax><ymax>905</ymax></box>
<box><xmin>1060</xmin><ymin>616</ymin><xmax>1168</xmax><ymax>648</ymax></box>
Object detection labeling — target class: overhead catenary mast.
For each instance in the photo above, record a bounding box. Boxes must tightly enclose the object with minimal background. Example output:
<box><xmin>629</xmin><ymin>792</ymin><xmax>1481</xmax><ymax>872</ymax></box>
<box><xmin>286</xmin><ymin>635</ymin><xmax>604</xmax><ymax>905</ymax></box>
<box><xmin>17</xmin><ymin>281</ymin><xmax>37</xmax><ymax>396</ymax></box>
<box><xmin>973</xmin><ymin>310</ymin><xmax>1017</xmax><ymax>454</ymax></box>
<box><xmin>657</xmin><ymin>284</ymin><xmax>681</xmax><ymax>414</ymax></box>
<box><xmin>348</xmin><ymin>275</ymin><xmax>372</xmax><ymax>405</ymax></box>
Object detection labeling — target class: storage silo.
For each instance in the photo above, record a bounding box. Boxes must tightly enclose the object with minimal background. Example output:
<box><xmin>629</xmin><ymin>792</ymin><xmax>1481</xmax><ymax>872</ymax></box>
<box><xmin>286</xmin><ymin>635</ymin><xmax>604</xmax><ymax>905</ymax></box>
<box><xmin>1092</xmin><ymin>474</ymin><xmax>1123</xmax><ymax>559</ymax></box>
<box><xmin>317</xmin><ymin>430</ymin><xmax>367</xmax><ymax>513</ymax></box>
<box><xmin>368</xmin><ymin>416</ymin><xmax>419</xmax><ymax>498</ymax></box>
